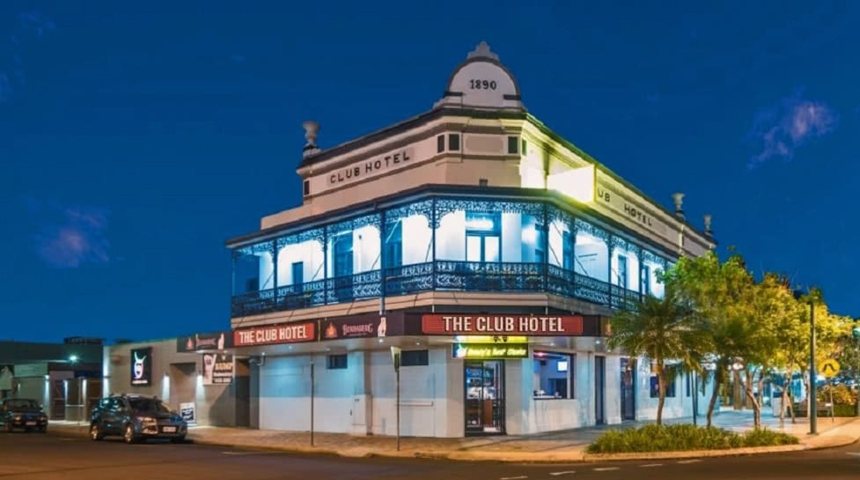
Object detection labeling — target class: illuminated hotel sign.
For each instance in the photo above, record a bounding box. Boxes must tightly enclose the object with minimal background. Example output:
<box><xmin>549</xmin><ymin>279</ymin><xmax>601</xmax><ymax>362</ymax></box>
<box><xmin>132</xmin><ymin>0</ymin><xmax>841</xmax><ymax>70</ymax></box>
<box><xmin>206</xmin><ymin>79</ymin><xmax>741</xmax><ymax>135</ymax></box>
<box><xmin>453</xmin><ymin>343</ymin><xmax>528</xmax><ymax>359</ymax></box>
<box><xmin>421</xmin><ymin>314</ymin><xmax>584</xmax><ymax>336</ymax></box>
<box><xmin>233</xmin><ymin>321</ymin><xmax>316</xmax><ymax>347</ymax></box>
<box><xmin>327</xmin><ymin>148</ymin><xmax>414</xmax><ymax>187</ymax></box>
<box><xmin>594</xmin><ymin>170</ymin><xmax>674</xmax><ymax>242</ymax></box>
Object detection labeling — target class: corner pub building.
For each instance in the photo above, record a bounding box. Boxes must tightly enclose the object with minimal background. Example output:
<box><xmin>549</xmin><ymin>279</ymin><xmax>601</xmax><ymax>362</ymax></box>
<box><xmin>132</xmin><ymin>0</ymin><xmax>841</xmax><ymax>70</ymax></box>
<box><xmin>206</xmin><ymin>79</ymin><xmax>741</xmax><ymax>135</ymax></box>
<box><xmin>227</xmin><ymin>43</ymin><xmax>715</xmax><ymax>438</ymax></box>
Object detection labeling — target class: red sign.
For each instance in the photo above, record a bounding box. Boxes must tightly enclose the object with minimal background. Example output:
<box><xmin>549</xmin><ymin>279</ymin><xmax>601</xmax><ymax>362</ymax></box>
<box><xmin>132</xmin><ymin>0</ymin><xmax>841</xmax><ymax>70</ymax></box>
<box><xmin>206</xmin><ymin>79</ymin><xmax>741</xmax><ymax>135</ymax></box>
<box><xmin>421</xmin><ymin>314</ymin><xmax>584</xmax><ymax>336</ymax></box>
<box><xmin>233</xmin><ymin>322</ymin><xmax>316</xmax><ymax>347</ymax></box>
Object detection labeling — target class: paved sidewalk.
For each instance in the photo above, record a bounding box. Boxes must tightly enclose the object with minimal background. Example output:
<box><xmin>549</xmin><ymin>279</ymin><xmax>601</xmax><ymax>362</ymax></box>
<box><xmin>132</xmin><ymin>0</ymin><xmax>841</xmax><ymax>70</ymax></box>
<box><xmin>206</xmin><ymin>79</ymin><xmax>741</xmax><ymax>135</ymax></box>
<box><xmin>49</xmin><ymin>411</ymin><xmax>860</xmax><ymax>463</ymax></box>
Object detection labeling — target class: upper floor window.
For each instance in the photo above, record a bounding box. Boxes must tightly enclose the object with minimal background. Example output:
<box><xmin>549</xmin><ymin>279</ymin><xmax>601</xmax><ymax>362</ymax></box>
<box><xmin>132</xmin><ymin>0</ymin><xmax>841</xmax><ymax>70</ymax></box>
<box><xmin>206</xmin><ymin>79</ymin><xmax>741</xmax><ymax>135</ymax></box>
<box><xmin>448</xmin><ymin>133</ymin><xmax>461</xmax><ymax>151</ymax></box>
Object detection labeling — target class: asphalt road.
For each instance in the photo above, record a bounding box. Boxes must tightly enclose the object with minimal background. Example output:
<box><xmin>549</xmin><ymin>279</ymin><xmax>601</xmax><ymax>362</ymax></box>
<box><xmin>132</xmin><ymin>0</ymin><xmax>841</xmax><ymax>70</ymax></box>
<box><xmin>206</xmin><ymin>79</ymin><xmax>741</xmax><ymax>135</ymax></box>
<box><xmin>0</xmin><ymin>432</ymin><xmax>858</xmax><ymax>479</ymax></box>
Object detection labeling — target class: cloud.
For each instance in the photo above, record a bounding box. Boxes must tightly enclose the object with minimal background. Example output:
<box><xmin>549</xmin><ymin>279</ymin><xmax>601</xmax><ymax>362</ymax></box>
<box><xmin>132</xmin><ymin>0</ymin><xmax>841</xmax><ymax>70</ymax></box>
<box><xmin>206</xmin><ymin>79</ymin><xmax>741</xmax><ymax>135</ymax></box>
<box><xmin>748</xmin><ymin>92</ymin><xmax>838</xmax><ymax>168</ymax></box>
<box><xmin>34</xmin><ymin>206</ymin><xmax>111</xmax><ymax>269</ymax></box>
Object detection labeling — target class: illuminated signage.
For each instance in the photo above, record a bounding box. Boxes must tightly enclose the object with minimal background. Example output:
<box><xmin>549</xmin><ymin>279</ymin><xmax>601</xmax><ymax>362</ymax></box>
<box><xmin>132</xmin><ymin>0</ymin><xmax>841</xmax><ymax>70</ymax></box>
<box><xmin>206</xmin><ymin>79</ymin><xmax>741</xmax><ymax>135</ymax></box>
<box><xmin>453</xmin><ymin>344</ymin><xmax>529</xmax><ymax>359</ymax></box>
<box><xmin>130</xmin><ymin>347</ymin><xmax>152</xmax><ymax>386</ymax></box>
<box><xmin>422</xmin><ymin>314</ymin><xmax>584</xmax><ymax>336</ymax></box>
<box><xmin>233</xmin><ymin>322</ymin><xmax>316</xmax><ymax>347</ymax></box>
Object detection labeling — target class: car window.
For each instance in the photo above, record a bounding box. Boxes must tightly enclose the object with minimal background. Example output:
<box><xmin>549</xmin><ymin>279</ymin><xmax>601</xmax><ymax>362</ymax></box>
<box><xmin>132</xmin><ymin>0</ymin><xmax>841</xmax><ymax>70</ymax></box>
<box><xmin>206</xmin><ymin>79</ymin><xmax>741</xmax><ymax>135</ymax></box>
<box><xmin>109</xmin><ymin>398</ymin><xmax>124</xmax><ymax>412</ymax></box>
<box><xmin>5</xmin><ymin>399</ymin><xmax>38</xmax><ymax>409</ymax></box>
<box><xmin>127</xmin><ymin>397</ymin><xmax>170</xmax><ymax>414</ymax></box>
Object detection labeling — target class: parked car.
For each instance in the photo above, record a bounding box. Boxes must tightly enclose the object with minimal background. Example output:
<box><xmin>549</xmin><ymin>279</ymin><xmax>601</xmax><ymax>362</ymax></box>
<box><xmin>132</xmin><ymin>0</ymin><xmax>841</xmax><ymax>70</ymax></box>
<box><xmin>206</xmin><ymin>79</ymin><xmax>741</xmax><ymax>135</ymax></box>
<box><xmin>89</xmin><ymin>394</ymin><xmax>187</xmax><ymax>444</ymax></box>
<box><xmin>0</xmin><ymin>398</ymin><xmax>48</xmax><ymax>433</ymax></box>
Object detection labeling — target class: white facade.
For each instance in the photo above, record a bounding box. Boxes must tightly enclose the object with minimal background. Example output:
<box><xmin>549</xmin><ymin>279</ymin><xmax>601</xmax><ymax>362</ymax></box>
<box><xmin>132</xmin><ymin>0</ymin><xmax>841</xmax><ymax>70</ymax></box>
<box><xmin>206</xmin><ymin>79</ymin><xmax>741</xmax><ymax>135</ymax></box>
<box><xmin>225</xmin><ymin>42</ymin><xmax>716</xmax><ymax>438</ymax></box>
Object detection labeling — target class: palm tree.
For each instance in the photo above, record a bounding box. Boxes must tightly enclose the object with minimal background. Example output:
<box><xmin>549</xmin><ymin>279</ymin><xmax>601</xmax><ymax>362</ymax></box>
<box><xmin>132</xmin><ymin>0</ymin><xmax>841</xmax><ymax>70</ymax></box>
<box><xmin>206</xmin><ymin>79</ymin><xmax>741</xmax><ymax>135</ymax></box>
<box><xmin>608</xmin><ymin>287</ymin><xmax>705</xmax><ymax>425</ymax></box>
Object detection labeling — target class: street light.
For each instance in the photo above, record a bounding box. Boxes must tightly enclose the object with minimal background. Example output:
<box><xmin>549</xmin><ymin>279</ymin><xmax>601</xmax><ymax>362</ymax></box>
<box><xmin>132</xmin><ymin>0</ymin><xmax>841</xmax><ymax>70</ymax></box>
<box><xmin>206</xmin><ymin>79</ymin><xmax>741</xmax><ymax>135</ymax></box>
<box><xmin>794</xmin><ymin>289</ymin><xmax>817</xmax><ymax>435</ymax></box>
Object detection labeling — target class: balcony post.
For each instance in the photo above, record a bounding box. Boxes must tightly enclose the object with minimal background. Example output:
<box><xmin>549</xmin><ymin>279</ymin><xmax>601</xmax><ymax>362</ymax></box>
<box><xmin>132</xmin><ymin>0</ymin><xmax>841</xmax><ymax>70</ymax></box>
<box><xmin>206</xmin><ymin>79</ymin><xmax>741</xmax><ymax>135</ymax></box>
<box><xmin>607</xmin><ymin>234</ymin><xmax>615</xmax><ymax>308</ymax></box>
<box><xmin>431</xmin><ymin>197</ymin><xmax>437</xmax><ymax>291</ymax></box>
<box><xmin>323</xmin><ymin>228</ymin><xmax>329</xmax><ymax>304</ymax></box>
<box><xmin>272</xmin><ymin>241</ymin><xmax>279</xmax><ymax>309</ymax></box>
<box><xmin>542</xmin><ymin>203</ymin><xmax>549</xmax><ymax>293</ymax></box>
<box><xmin>379</xmin><ymin>209</ymin><xmax>387</xmax><ymax>314</ymax></box>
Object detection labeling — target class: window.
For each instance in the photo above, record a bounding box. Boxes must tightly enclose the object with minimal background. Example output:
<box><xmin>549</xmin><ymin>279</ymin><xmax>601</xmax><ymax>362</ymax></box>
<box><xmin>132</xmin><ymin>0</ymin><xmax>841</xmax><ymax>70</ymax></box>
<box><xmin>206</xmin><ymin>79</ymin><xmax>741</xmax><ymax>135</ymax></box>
<box><xmin>465</xmin><ymin>212</ymin><xmax>500</xmax><ymax>263</ymax></box>
<box><xmin>533</xmin><ymin>352</ymin><xmax>574</xmax><ymax>399</ymax></box>
<box><xmin>641</xmin><ymin>265</ymin><xmax>651</xmax><ymax>296</ymax></box>
<box><xmin>303</xmin><ymin>179</ymin><xmax>310</xmax><ymax>196</ymax></box>
<box><xmin>327</xmin><ymin>354</ymin><xmax>348</xmax><ymax>369</ymax></box>
<box><xmin>507</xmin><ymin>136</ymin><xmax>519</xmax><ymax>154</ymax></box>
<box><xmin>436</xmin><ymin>134</ymin><xmax>445</xmax><ymax>153</ymax></box>
<box><xmin>448</xmin><ymin>133</ymin><xmax>460</xmax><ymax>151</ymax></box>
<box><xmin>332</xmin><ymin>234</ymin><xmax>353</xmax><ymax>278</ymax></box>
<box><xmin>291</xmin><ymin>262</ymin><xmax>304</xmax><ymax>289</ymax></box>
<box><xmin>649</xmin><ymin>374</ymin><xmax>677</xmax><ymax>398</ymax></box>
<box><xmin>686</xmin><ymin>373</ymin><xmax>691</xmax><ymax>397</ymax></box>
<box><xmin>401</xmin><ymin>350</ymin><xmax>429</xmax><ymax>366</ymax></box>
<box><xmin>384</xmin><ymin>221</ymin><xmax>403</xmax><ymax>268</ymax></box>
<box><xmin>521</xmin><ymin>139</ymin><xmax>528</xmax><ymax>155</ymax></box>
<box><xmin>479</xmin><ymin>178</ymin><xmax>488</xmax><ymax>187</ymax></box>
<box><xmin>617</xmin><ymin>255</ymin><xmax>628</xmax><ymax>288</ymax></box>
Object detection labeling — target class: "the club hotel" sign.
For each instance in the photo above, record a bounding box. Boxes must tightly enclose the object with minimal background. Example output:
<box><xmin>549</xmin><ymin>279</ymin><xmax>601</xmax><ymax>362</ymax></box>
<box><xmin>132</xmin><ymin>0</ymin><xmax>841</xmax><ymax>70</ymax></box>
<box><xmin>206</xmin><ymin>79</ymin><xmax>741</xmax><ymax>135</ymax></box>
<box><xmin>421</xmin><ymin>314</ymin><xmax>584</xmax><ymax>336</ymax></box>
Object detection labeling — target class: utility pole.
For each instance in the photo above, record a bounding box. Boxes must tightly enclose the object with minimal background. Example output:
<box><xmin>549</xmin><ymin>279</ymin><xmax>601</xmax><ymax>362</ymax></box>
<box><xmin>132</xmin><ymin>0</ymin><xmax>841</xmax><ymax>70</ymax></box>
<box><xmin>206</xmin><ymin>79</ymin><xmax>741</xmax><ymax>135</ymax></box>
<box><xmin>809</xmin><ymin>300</ymin><xmax>817</xmax><ymax>435</ymax></box>
<box><xmin>310</xmin><ymin>361</ymin><xmax>315</xmax><ymax>446</ymax></box>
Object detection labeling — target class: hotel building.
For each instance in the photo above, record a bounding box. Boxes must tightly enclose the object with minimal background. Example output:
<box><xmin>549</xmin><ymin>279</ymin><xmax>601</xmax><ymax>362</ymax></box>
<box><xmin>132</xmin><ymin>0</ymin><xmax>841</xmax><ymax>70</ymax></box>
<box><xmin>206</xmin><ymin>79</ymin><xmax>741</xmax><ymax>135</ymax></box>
<box><xmin>225</xmin><ymin>42</ymin><xmax>715</xmax><ymax>437</ymax></box>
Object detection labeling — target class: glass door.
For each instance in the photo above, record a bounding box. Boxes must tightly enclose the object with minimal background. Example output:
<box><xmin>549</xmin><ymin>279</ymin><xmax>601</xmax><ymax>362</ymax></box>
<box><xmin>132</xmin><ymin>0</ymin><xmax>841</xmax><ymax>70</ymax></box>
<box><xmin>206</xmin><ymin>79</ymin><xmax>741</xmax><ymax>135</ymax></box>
<box><xmin>464</xmin><ymin>360</ymin><xmax>505</xmax><ymax>435</ymax></box>
<box><xmin>620</xmin><ymin>357</ymin><xmax>636</xmax><ymax>420</ymax></box>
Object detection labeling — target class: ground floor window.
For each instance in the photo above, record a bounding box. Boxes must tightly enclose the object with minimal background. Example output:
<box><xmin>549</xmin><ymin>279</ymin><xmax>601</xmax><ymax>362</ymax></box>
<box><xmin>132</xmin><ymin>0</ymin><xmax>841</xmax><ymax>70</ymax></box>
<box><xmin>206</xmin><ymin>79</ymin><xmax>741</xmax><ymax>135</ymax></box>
<box><xmin>533</xmin><ymin>351</ymin><xmax>573</xmax><ymax>399</ymax></box>
<box><xmin>649</xmin><ymin>374</ymin><xmax>677</xmax><ymax>398</ymax></box>
<box><xmin>327</xmin><ymin>354</ymin><xmax>347</xmax><ymax>369</ymax></box>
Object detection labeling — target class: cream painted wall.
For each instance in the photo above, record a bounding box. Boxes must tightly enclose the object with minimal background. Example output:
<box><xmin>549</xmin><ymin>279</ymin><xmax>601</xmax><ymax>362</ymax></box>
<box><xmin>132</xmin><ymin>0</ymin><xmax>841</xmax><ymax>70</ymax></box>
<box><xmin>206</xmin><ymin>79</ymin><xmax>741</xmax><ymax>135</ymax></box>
<box><xmin>401</xmin><ymin>214</ymin><xmax>432</xmax><ymax>264</ymax></box>
<box><xmin>435</xmin><ymin>211</ymin><xmax>465</xmax><ymax>260</ymax></box>
<box><xmin>575</xmin><ymin>234</ymin><xmax>609</xmax><ymax>282</ymax></box>
<box><xmin>276</xmin><ymin>240</ymin><xmax>325</xmax><ymax>286</ymax></box>
<box><xmin>501</xmin><ymin>212</ymin><xmax>522</xmax><ymax>262</ymax></box>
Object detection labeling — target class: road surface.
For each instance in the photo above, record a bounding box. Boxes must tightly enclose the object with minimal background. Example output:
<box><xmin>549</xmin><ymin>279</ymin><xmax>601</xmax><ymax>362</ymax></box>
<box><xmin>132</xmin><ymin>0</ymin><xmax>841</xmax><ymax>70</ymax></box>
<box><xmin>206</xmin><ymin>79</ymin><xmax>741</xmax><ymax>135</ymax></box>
<box><xmin>0</xmin><ymin>432</ymin><xmax>857</xmax><ymax>479</ymax></box>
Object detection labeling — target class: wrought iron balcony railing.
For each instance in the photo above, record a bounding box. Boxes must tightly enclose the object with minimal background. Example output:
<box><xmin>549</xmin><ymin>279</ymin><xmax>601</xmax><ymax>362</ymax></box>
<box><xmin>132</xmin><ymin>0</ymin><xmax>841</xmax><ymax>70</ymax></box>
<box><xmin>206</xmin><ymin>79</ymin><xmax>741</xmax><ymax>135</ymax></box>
<box><xmin>231</xmin><ymin>261</ymin><xmax>645</xmax><ymax>318</ymax></box>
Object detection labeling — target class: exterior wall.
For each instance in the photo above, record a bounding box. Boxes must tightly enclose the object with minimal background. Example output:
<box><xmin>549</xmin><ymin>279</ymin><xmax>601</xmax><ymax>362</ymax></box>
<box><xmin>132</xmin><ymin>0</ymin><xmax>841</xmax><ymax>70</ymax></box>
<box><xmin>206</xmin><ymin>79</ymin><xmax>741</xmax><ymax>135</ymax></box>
<box><xmin>257</xmin><ymin>348</ymin><xmax>463</xmax><ymax>438</ymax></box>
<box><xmin>633</xmin><ymin>359</ymin><xmax>711</xmax><ymax>421</ymax></box>
<box><xmin>104</xmin><ymin>339</ymin><xmax>243</xmax><ymax>427</ymax></box>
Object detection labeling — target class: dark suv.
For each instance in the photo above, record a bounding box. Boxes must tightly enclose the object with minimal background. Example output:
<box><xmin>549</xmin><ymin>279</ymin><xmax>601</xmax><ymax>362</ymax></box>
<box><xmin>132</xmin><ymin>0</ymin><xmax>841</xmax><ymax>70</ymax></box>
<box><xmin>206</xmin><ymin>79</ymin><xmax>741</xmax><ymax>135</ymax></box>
<box><xmin>90</xmin><ymin>394</ymin><xmax>187</xmax><ymax>444</ymax></box>
<box><xmin>1</xmin><ymin>399</ymin><xmax>48</xmax><ymax>433</ymax></box>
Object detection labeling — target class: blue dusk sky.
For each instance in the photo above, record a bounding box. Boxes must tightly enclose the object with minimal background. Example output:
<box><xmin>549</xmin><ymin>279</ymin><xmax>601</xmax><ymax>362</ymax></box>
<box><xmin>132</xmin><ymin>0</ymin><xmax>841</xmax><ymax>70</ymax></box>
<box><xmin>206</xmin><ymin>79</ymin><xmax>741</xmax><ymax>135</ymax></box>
<box><xmin>1</xmin><ymin>1</ymin><xmax>858</xmax><ymax>342</ymax></box>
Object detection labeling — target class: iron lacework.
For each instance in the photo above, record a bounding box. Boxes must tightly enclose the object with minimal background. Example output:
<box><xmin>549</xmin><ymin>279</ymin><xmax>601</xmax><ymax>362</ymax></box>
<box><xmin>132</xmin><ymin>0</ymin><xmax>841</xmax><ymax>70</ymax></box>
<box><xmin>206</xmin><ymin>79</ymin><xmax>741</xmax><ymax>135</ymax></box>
<box><xmin>230</xmin><ymin>195</ymin><xmax>675</xmax><ymax>317</ymax></box>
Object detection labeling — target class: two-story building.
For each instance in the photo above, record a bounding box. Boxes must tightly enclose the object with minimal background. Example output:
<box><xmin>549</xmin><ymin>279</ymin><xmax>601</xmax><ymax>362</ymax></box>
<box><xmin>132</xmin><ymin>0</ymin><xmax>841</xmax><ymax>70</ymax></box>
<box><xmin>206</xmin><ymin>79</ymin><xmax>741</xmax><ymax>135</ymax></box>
<box><xmin>226</xmin><ymin>42</ymin><xmax>715</xmax><ymax>437</ymax></box>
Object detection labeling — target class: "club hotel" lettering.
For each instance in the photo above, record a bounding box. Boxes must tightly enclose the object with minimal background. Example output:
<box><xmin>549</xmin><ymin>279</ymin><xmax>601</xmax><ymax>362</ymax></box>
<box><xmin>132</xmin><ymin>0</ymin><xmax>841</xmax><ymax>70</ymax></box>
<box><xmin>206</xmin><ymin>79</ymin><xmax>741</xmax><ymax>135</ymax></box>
<box><xmin>329</xmin><ymin>148</ymin><xmax>413</xmax><ymax>185</ymax></box>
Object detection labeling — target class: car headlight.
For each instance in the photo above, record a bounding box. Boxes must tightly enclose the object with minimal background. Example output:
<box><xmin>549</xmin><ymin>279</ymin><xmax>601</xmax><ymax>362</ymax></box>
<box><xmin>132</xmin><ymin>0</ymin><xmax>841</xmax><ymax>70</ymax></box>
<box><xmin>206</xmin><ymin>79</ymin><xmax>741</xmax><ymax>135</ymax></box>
<box><xmin>14</xmin><ymin>415</ymin><xmax>21</xmax><ymax>421</ymax></box>
<box><xmin>136</xmin><ymin>416</ymin><xmax>157</xmax><ymax>425</ymax></box>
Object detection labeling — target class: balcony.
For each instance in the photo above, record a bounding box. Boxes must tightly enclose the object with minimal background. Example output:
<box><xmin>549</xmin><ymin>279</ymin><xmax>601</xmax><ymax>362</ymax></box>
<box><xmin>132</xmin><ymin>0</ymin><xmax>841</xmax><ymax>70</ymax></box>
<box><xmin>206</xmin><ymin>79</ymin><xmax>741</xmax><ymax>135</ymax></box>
<box><xmin>231</xmin><ymin>261</ymin><xmax>643</xmax><ymax>318</ymax></box>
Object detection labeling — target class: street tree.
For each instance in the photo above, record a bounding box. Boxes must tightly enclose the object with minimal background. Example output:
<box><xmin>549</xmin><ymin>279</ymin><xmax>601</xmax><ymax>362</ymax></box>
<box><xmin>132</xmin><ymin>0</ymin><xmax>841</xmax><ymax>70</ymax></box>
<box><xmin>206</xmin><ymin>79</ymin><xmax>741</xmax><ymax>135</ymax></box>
<box><xmin>608</xmin><ymin>287</ymin><xmax>705</xmax><ymax>425</ymax></box>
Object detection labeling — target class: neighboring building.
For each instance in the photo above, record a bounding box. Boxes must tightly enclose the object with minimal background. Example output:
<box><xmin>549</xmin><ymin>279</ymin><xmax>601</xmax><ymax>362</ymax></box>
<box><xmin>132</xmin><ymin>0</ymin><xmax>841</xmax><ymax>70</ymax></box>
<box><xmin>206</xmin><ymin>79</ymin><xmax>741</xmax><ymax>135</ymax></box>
<box><xmin>0</xmin><ymin>337</ymin><xmax>103</xmax><ymax>421</ymax></box>
<box><xmin>224</xmin><ymin>42</ymin><xmax>715</xmax><ymax>437</ymax></box>
<box><xmin>103</xmin><ymin>335</ymin><xmax>250</xmax><ymax>427</ymax></box>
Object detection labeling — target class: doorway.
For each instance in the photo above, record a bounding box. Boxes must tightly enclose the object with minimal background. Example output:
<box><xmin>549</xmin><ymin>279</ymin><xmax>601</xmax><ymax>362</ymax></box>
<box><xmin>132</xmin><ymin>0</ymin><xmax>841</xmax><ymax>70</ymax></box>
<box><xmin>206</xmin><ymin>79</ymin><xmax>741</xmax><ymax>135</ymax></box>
<box><xmin>464</xmin><ymin>360</ymin><xmax>505</xmax><ymax>435</ymax></box>
<box><xmin>620</xmin><ymin>357</ymin><xmax>636</xmax><ymax>421</ymax></box>
<box><xmin>594</xmin><ymin>355</ymin><xmax>606</xmax><ymax>425</ymax></box>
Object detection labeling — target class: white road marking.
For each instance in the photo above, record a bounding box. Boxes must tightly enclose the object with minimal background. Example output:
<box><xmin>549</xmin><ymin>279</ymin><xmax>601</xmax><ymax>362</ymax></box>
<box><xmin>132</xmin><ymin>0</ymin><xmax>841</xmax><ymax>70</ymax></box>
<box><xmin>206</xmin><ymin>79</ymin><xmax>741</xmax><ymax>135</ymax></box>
<box><xmin>221</xmin><ymin>451</ymin><xmax>275</xmax><ymax>456</ymax></box>
<box><xmin>676</xmin><ymin>459</ymin><xmax>701</xmax><ymax>464</ymax></box>
<box><xmin>593</xmin><ymin>467</ymin><xmax>620</xmax><ymax>471</ymax></box>
<box><xmin>549</xmin><ymin>471</ymin><xmax>576</xmax><ymax>476</ymax></box>
<box><xmin>640</xmin><ymin>463</ymin><xmax>663</xmax><ymax>468</ymax></box>
<box><xmin>499</xmin><ymin>476</ymin><xmax>528</xmax><ymax>480</ymax></box>
<box><xmin>847</xmin><ymin>452</ymin><xmax>860</xmax><ymax>457</ymax></box>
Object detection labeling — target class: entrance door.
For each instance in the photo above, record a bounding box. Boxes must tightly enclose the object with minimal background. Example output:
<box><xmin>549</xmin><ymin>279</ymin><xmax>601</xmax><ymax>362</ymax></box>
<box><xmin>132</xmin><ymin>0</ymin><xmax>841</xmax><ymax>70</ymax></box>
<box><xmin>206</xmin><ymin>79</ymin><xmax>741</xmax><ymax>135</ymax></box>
<box><xmin>464</xmin><ymin>360</ymin><xmax>505</xmax><ymax>435</ymax></box>
<box><xmin>620</xmin><ymin>357</ymin><xmax>636</xmax><ymax>421</ymax></box>
<box><xmin>594</xmin><ymin>356</ymin><xmax>606</xmax><ymax>425</ymax></box>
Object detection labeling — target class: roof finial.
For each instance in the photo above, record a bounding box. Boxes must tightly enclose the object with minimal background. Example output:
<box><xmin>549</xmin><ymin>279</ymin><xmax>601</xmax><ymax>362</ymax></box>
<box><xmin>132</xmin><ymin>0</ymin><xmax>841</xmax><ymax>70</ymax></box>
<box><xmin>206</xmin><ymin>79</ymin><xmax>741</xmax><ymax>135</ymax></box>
<box><xmin>302</xmin><ymin>120</ymin><xmax>320</xmax><ymax>158</ymax></box>
<box><xmin>467</xmin><ymin>41</ymin><xmax>499</xmax><ymax>61</ymax></box>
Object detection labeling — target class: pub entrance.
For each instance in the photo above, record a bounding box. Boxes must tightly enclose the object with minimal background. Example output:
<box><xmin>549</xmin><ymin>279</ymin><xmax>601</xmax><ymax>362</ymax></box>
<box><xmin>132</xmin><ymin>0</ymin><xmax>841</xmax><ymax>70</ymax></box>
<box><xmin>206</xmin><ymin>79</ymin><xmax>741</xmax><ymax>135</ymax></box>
<box><xmin>464</xmin><ymin>360</ymin><xmax>505</xmax><ymax>435</ymax></box>
<box><xmin>620</xmin><ymin>357</ymin><xmax>636</xmax><ymax>421</ymax></box>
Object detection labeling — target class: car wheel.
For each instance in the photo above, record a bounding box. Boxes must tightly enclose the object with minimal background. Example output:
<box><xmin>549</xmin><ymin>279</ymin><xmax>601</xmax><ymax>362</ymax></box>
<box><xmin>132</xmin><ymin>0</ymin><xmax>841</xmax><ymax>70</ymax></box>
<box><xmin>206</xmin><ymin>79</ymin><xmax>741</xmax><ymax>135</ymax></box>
<box><xmin>39</xmin><ymin>426</ymin><xmax>47</xmax><ymax>434</ymax></box>
<box><xmin>170</xmin><ymin>435</ymin><xmax>186</xmax><ymax>444</ymax></box>
<box><xmin>123</xmin><ymin>424</ymin><xmax>137</xmax><ymax>444</ymax></box>
<box><xmin>89</xmin><ymin>423</ymin><xmax>103</xmax><ymax>441</ymax></box>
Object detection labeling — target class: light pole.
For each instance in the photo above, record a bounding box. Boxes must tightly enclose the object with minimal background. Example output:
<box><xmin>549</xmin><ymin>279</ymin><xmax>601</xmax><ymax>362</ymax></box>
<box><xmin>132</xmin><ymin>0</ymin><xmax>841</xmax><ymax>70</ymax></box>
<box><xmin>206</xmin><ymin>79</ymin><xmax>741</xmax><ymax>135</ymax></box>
<box><xmin>808</xmin><ymin>299</ymin><xmax>817</xmax><ymax>435</ymax></box>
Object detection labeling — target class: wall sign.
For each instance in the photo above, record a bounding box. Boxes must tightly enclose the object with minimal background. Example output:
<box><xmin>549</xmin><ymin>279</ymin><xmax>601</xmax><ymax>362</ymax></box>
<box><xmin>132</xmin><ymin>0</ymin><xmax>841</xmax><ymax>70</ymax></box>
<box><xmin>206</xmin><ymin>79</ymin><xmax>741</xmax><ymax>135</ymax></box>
<box><xmin>453</xmin><ymin>343</ymin><xmax>528</xmax><ymax>359</ymax></box>
<box><xmin>233</xmin><ymin>322</ymin><xmax>316</xmax><ymax>347</ymax></box>
<box><xmin>179</xmin><ymin>402</ymin><xmax>196</xmax><ymax>425</ymax></box>
<box><xmin>327</xmin><ymin>148</ymin><xmax>414</xmax><ymax>188</ymax></box>
<box><xmin>320</xmin><ymin>315</ymin><xmax>403</xmax><ymax>340</ymax></box>
<box><xmin>130</xmin><ymin>347</ymin><xmax>153</xmax><ymax>386</ymax></box>
<box><xmin>177</xmin><ymin>331</ymin><xmax>232</xmax><ymax>353</ymax></box>
<box><xmin>421</xmin><ymin>314</ymin><xmax>584</xmax><ymax>336</ymax></box>
<box><xmin>202</xmin><ymin>353</ymin><xmax>234</xmax><ymax>386</ymax></box>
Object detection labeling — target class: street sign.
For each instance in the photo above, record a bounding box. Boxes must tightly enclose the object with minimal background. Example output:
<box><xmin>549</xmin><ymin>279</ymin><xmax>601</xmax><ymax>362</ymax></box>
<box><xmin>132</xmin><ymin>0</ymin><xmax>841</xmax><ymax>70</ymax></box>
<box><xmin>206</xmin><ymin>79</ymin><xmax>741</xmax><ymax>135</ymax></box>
<box><xmin>819</xmin><ymin>359</ymin><xmax>840</xmax><ymax>378</ymax></box>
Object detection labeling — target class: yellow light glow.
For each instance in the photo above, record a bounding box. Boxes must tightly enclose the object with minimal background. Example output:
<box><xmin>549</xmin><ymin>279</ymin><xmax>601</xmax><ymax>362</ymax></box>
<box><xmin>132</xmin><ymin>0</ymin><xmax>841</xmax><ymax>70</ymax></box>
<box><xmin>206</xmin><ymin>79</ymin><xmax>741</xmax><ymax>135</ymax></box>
<box><xmin>454</xmin><ymin>335</ymin><xmax>528</xmax><ymax>343</ymax></box>
<box><xmin>547</xmin><ymin>164</ymin><xmax>595</xmax><ymax>203</ymax></box>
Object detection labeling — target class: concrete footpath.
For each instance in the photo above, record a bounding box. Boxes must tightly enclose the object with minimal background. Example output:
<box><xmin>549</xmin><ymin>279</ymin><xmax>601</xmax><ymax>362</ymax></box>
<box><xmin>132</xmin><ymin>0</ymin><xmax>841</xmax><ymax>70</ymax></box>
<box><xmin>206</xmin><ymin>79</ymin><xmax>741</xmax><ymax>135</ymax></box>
<box><xmin>49</xmin><ymin>411</ymin><xmax>860</xmax><ymax>463</ymax></box>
